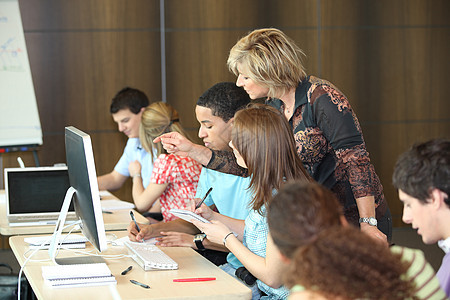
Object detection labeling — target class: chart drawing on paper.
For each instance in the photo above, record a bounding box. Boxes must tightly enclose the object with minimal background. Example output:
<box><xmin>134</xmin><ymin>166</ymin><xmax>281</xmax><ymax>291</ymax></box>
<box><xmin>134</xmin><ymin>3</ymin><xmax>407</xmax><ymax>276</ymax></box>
<box><xmin>0</xmin><ymin>0</ymin><xmax>43</xmax><ymax>148</ymax></box>
<box><xmin>0</xmin><ymin>36</ymin><xmax>25</xmax><ymax>72</ymax></box>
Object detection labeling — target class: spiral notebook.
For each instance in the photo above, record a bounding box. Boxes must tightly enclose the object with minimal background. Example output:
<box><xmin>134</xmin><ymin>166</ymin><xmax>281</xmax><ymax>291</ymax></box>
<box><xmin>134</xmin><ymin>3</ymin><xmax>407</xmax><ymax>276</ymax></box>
<box><xmin>41</xmin><ymin>263</ymin><xmax>116</xmax><ymax>288</ymax></box>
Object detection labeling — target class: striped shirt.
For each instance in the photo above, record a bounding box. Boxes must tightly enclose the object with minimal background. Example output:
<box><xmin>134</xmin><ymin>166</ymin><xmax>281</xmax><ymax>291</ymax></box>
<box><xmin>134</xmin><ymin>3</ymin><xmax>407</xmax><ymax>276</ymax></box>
<box><xmin>391</xmin><ymin>246</ymin><xmax>447</xmax><ymax>299</ymax></box>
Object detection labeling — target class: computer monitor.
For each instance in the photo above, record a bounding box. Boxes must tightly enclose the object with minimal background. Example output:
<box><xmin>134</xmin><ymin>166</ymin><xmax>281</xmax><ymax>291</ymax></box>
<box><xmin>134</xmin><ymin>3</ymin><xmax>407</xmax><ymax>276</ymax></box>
<box><xmin>49</xmin><ymin>126</ymin><xmax>107</xmax><ymax>265</ymax></box>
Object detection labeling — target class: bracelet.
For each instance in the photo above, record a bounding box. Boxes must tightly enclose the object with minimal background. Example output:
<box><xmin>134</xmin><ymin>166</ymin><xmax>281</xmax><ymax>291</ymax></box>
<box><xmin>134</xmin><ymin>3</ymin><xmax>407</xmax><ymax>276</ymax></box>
<box><xmin>131</xmin><ymin>173</ymin><xmax>141</xmax><ymax>179</ymax></box>
<box><xmin>223</xmin><ymin>232</ymin><xmax>234</xmax><ymax>246</ymax></box>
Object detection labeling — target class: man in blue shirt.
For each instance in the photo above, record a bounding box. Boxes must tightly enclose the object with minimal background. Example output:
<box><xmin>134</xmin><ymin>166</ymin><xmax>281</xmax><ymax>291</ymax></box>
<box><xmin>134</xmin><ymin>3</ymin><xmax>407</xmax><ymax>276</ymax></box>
<box><xmin>97</xmin><ymin>87</ymin><xmax>155</xmax><ymax>191</ymax></box>
<box><xmin>128</xmin><ymin>83</ymin><xmax>252</xmax><ymax>261</ymax></box>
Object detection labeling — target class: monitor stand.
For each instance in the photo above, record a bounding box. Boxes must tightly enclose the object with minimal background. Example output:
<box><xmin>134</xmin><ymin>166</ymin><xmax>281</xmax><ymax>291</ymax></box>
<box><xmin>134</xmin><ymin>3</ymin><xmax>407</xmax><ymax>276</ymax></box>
<box><xmin>48</xmin><ymin>186</ymin><xmax>104</xmax><ymax>265</ymax></box>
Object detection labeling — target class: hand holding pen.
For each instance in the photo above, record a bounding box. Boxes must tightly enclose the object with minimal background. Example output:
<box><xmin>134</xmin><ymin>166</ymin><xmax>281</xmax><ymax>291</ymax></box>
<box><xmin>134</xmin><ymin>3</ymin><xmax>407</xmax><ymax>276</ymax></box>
<box><xmin>195</xmin><ymin>187</ymin><xmax>213</xmax><ymax>210</ymax></box>
<box><xmin>129</xmin><ymin>211</ymin><xmax>145</xmax><ymax>242</ymax></box>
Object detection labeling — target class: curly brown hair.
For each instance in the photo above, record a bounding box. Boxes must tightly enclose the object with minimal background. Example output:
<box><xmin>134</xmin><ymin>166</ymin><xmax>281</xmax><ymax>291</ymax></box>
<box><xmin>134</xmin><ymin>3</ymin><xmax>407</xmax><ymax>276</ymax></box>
<box><xmin>286</xmin><ymin>226</ymin><xmax>416</xmax><ymax>299</ymax></box>
<box><xmin>267</xmin><ymin>181</ymin><xmax>342</xmax><ymax>258</ymax></box>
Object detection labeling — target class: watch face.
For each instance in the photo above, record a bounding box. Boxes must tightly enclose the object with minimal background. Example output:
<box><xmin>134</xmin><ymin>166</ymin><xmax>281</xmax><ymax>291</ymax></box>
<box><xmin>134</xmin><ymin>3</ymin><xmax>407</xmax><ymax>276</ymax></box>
<box><xmin>194</xmin><ymin>234</ymin><xmax>206</xmax><ymax>242</ymax></box>
<box><xmin>369</xmin><ymin>218</ymin><xmax>377</xmax><ymax>226</ymax></box>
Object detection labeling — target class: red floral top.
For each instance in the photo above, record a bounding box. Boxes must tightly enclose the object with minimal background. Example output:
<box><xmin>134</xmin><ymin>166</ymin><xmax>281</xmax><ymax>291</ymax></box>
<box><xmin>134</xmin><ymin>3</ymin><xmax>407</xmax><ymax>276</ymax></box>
<box><xmin>151</xmin><ymin>154</ymin><xmax>202</xmax><ymax>222</ymax></box>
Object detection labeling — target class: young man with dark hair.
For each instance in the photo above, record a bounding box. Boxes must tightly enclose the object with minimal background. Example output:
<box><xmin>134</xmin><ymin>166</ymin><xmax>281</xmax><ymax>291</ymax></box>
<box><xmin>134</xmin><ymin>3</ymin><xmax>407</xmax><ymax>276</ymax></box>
<box><xmin>129</xmin><ymin>82</ymin><xmax>252</xmax><ymax>241</ymax></box>
<box><xmin>127</xmin><ymin>83</ymin><xmax>258</xmax><ymax>293</ymax></box>
<box><xmin>392</xmin><ymin>138</ymin><xmax>450</xmax><ymax>297</ymax></box>
<box><xmin>97</xmin><ymin>87</ymin><xmax>155</xmax><ymax>191</ymax></box>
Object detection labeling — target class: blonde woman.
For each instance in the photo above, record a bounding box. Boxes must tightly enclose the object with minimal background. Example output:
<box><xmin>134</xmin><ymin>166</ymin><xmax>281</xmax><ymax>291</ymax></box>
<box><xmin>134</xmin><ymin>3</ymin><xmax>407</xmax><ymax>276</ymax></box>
<box><xmin>129</xmin><ymin>102</ymin><xmax>202</xmax><ymax>222</ymax></box>
<box><xmin>156</xmin><ymin>28</ymin><xmax>391</xmax><ymax>243</ymax></box>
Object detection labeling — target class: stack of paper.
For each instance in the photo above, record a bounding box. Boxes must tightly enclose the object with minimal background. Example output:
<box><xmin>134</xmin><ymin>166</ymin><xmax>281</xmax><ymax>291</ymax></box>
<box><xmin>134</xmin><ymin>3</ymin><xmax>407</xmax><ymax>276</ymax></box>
<box><xmin>41</xmin><ymin>263</ymin><xmax>116</xmax><ymax>288</ymax></box>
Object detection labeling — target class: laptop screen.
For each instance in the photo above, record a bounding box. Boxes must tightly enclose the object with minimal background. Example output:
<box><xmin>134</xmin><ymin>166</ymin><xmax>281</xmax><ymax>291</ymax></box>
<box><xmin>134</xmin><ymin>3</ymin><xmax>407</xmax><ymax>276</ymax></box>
<box><xmin>6</xmin><ymin>167</ymin><xmax>74</xmax><ymax>215</ymax></box>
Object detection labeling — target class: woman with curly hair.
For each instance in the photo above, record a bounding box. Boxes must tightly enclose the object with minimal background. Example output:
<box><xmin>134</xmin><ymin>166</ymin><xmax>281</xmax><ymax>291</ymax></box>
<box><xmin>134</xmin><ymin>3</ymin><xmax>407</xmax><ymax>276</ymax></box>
<box><xmin>267</xmin><ymin>181</ymin><xmax>446</xmax><ymax>299</ymax></box>
<box><xmin>287</xmin><ymin>226</ymin><xmax>414</xmax><ymax>299</ymax></box>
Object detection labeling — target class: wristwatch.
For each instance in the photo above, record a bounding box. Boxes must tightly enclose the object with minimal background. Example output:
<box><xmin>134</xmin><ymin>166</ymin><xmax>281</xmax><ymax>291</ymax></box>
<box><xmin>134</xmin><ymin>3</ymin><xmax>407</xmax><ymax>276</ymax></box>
<box><xmin>359</xmin><ymin>217</ymin><xmax>377</xmax><ymax>226</ymax></box>
<box><xmin>194</xmin><ymin>233</ymin><xmax>206</xmax><ymax>251</ymax></box>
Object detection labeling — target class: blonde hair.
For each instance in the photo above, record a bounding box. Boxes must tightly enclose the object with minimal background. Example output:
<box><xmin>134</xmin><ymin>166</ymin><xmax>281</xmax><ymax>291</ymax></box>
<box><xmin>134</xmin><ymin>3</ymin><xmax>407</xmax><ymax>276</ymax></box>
<box><xmin>139</xmin><ymin>102</ymin><xmax>189</xmax><ymax>161</ymax></box>
<box><xmin>227</xmin><ymin>28</ymin><xmax>307</xmax><ymax>99</ymax></box>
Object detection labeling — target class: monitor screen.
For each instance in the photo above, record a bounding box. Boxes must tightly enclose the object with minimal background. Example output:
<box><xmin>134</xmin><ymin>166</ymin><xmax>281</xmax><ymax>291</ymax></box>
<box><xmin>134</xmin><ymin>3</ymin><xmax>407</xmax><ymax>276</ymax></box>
<box><xmin>49</xmin><ymin>127</ymin><xmax>108</xmax><ymax>264</ymax></box>
<box><xmin>64</xmin><ymin>126</ymin><xmax>107</xmax><ymax>253</ymax></box>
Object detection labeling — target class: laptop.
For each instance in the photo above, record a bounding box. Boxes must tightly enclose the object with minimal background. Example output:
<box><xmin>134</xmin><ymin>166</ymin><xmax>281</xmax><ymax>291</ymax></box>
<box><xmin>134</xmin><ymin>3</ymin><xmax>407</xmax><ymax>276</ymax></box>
<box><xmin>5</xmin><ymin>166</ymin><xmax>77</xmax><ymax>226</ymax></box>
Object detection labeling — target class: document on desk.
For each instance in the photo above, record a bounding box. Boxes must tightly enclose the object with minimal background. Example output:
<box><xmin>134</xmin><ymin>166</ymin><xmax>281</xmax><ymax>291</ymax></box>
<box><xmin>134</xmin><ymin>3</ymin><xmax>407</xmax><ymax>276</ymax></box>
<box><xmin>100</xmin><ymin>199</ymin><xmax>135</xmax><ymax>211</ymax></box>
<box><xmin>41</xmin><ymin>263</ymin><xmax>116</xmax><ymax>288</ymax></box>
<box><xmin>170</xmin><ymin>209</ymin><xmax>211</xmax><ymax>224</ymax></box>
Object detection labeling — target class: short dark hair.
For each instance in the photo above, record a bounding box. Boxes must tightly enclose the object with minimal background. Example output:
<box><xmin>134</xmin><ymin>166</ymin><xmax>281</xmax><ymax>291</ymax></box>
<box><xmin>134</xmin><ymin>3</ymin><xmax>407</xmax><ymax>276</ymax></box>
<box><xmin>196</xmin><ymin>82</ymin><xmax>250</xmax><ymax>122</ymax></box>
<box><xmin>392</xmin><ymin>138</ymin><xmax>450</xmax><ymax>207</ymax></box>
<box><xmin>110</xmin><ymin>87</ymin><xmax>149</xmax><ymax>114</ymax></box>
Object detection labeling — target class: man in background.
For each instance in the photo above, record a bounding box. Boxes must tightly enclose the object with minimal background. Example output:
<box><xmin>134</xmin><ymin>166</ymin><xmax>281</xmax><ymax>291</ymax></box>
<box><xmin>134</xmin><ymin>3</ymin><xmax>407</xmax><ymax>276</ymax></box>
<box><xmin>393</xmin><ymin>138</ymin><xmax>450</xmax><ymax>297</ymax></box>
<box><xmin>97</xmin><ymin>87</ymin><xmax>160</xmax><ymax>215</ymax></box>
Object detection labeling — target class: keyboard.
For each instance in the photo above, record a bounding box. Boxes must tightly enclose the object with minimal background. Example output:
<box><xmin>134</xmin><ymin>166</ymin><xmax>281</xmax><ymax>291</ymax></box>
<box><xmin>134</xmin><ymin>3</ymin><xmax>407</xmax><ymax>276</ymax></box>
<box><xmin>24</xmin><ymin>234</ymin><xmax>88</xmax><ymax>249</ymax></box>
<box><xmin>124</xmin><ymin>241</ymin><xmax>178</xmax><ymax>271</ymax></box>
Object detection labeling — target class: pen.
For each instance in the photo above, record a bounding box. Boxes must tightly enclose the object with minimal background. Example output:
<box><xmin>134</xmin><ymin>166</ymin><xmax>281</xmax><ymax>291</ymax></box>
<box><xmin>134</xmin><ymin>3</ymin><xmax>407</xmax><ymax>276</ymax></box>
<box><xmin>121</xmin><ymin>265</ymin><xmax>132</xmax><ymax>275</ymax></box>
<box><xmin>173</xmin><ymin>277</ymin><xmax>216</xmax><ymax>282</ymax></box>
<box><xmin>130</xmin><ymin>279</ymin><xmax>150</xmax><ymax>289</ymax></box>
<box><xmin>195</xmin><ymin>187</ymin><xmax>213</xmax><ymax>209</ymax></box>
<box><xmin>130</xmin><ymin>211</ymin><xmax>141</xmax><ymax>232</ymax></box>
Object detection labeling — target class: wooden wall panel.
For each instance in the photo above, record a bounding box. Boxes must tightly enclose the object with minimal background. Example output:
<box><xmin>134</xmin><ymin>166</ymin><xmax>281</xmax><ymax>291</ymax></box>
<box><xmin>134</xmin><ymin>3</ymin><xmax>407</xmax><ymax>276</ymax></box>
<box><xmin>165</xmin><ymin>0</ymin><xmax>318</xmax><ymax>29</ymax></box>
<box><xmin>20</xmin><ymin>0</ymin><xmax>160</xmax><ymax>30</ymax></box>
<box><xmin>321</xmin><ymin>0</ymin><xmax>448</xmax><ymax>27</ymax></box>
<box><xmin>165</xmin><ymin>30</ymin><xmax>246</xmax><ymax>129</ymax></box>
<box><xmin>26</xmin><ymin>31</ymin><xmax>162</xmax><ymax>131</ymax></box>
<box><xmin>320</xmin><ymin>0</ymin><xmax>450</xmax><ymax>225</ymax></box>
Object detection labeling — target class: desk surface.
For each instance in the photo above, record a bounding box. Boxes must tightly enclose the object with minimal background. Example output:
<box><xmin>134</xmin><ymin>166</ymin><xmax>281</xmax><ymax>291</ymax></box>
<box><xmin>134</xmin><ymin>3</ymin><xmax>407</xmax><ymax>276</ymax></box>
<box><xmin>10</xmin><ymin>231</ymin><xmax>251</xmax><ymax>300</ymax></box>
<box><xmin>0</xmin><ymin>190</ymin><xmax>148</xmax><ymax>236</ymax></box>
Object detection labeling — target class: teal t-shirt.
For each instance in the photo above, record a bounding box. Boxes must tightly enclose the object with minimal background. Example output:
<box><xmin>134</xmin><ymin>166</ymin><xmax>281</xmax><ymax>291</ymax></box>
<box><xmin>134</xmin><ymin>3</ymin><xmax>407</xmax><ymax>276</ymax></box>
<box><xmin>195</xmin><ymin>168</ymin><xmax>252</xmax><ymax>268</ymax></box>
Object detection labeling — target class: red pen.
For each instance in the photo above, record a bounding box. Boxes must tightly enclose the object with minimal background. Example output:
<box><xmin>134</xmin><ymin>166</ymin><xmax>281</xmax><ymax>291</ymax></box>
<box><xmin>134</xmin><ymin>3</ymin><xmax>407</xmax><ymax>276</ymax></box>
<box><xmin>173</xmin><ymin>277</ymin><xmax>216</xmax><ymax>282</ymax></box>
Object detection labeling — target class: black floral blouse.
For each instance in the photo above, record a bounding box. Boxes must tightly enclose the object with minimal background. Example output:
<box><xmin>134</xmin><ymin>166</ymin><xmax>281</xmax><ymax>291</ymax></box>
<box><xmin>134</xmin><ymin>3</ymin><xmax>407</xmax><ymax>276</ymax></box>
<box><xmin>207</xmin><ymin>76</ymin><xmax>387</xmax><ymax>225</ymax></box>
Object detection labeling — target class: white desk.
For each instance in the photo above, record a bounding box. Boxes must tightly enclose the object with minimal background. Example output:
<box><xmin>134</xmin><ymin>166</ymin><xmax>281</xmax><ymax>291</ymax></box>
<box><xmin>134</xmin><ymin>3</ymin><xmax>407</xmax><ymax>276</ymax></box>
<box><xmin>0</xmin><ymin>190</ymin><xmax>148</xmax><ymax>236</ymax></box>
<box><xmin>10</xmin><ymin>231</ymin><xmax>252</xmax><ymax>299</ymax></box>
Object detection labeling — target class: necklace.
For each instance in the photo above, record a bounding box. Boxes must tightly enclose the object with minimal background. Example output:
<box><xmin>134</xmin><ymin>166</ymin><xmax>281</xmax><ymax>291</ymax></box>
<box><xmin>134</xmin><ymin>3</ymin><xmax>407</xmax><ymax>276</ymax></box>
<box><xmin>285</xmin><ymin>103</ymin><xmax>293</xmax><ymax>114</ymax></box>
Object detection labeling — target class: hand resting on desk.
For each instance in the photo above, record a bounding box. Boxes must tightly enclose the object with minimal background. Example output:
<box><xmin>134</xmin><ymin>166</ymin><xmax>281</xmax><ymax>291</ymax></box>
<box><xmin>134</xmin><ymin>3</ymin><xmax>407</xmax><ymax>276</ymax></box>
<box><xmin>156</xmin><ymin>232</ymin><xmax>195</xmax><ymax>247</ymax></box>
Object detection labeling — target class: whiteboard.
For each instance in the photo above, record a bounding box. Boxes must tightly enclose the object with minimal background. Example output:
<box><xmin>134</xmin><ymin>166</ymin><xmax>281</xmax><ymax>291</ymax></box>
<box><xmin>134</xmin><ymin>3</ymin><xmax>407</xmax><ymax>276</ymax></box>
<box><xmin>0</xmin><ymin>0</ymin><xmax>42</xmax><ymax>148</ymax></box>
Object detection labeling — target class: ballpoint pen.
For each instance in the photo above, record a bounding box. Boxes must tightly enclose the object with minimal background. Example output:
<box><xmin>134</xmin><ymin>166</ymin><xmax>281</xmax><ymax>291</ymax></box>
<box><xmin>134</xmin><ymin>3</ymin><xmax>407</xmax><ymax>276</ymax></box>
<box><xmin>195</xmin><ymin>187</ymin><xmax>213</xmax><ymax>210</ymax></box>
<box><xmin>121</xmin><ymin>265</ymin><xmax>132</xmax><ymax>275</ymax></box>
<box><xmin>130</xmin><ymin>211</ymin><xmax>145</xmax><ymax>242</ymax></box>
<box><xmin>130</xmin><ymin>279</ymin><xmax>150</xmax><ymax>289</ymax></box>
<box><xmin>130</xmin><ymin>211</ymin><xmax>141</xmax><ymax>232</ymax></box>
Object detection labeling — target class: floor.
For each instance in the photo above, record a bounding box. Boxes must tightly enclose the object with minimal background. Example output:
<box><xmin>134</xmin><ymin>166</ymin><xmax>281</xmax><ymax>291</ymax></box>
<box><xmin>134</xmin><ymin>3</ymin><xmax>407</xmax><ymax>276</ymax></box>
<box><xmin>0</xmin><ymin>227</ymin><xmax>445</xmax><ymax>274</ymax></box>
